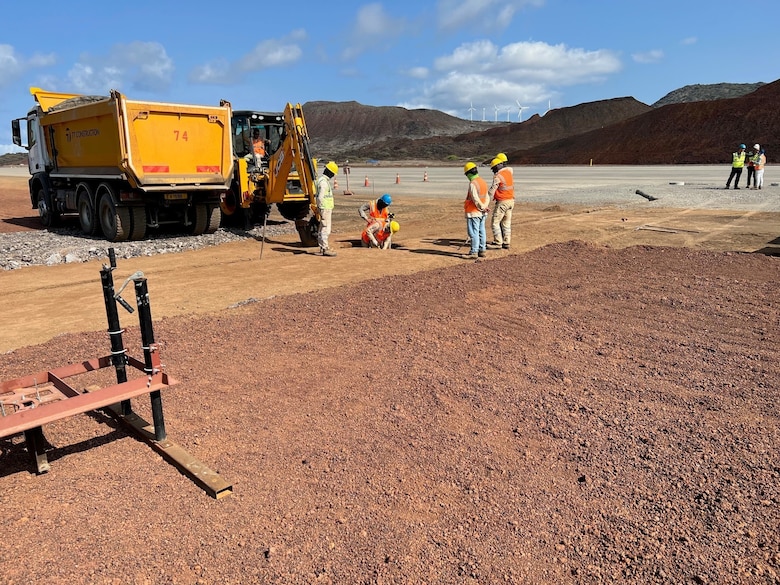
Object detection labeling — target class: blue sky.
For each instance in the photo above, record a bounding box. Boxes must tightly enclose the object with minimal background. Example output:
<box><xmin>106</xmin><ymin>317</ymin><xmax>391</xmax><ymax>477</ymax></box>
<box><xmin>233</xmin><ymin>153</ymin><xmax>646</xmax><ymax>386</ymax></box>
<box><xmin>2</xmin><ymin>0</ymin><xmax>779</xmax><ymax>154</ymax></box>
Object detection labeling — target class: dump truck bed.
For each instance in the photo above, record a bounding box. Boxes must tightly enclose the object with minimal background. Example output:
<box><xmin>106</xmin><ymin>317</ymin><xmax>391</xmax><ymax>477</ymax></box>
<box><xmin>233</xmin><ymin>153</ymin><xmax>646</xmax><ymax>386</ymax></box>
<box><xmin>35</xmin><ymin>89</ymin><xmax>233</xmax><ymax>189</ymax></box>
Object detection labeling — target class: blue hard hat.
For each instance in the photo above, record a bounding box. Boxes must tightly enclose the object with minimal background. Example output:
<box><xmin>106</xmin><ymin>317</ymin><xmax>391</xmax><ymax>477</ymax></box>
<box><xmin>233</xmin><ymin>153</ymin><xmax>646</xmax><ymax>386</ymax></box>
<box><xmin>739</xmin><ymin>144</ymin><xmax>746</xmax><ymax>149</ymax></box>
<box><xmin>380</xmin><ymin>194</ymin><xmax>392</xmax><ymax>206</ymax></box>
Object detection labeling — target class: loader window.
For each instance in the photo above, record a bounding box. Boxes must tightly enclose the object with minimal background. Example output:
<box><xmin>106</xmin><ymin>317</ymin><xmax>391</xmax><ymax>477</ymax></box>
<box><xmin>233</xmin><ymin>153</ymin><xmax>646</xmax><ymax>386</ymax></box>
<box><xmin>233</xmin><ymin>121</ymin><xmax>251</xmax><ymax>157</ymax></box>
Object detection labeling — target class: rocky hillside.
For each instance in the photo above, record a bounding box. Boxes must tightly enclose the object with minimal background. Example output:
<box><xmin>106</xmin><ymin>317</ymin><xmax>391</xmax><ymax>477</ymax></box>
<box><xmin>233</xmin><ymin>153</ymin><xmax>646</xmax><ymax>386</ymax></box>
<box><xmin>652</xmin><ymin>82</ymin><xmax>765</xmax><ymax>108</ymax></box>
<box><xmin>508</xmin><ymin>79</ymin><xmax>779</xmax><ymax>165</ymax></box>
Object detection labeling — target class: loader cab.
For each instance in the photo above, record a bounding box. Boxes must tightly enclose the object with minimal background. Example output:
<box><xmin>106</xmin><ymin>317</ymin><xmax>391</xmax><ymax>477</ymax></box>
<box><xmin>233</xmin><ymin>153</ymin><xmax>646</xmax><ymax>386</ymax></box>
<box><xmin>231</xmin><ymin>110</ymin><xmax>284</xmax><ymax>159</ymax></box>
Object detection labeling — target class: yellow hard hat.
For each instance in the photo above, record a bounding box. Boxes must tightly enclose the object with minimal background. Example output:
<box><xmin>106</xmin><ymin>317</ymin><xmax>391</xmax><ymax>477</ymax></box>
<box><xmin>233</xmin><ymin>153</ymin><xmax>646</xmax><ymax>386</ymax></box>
<box><xmin>463</xmin><ymin>162</ymin><xmax>477</xmax><ymax>174</ymax></box>
<box><xmin>325</xmin><ymin>161</ymin><xmax>338</xmax><ymax>175</ymax></box>
<box><xmin>490</xmin><ymin>157</ymin><xmax>503</xmax><ymax>168</ymax></box>
<box><xmin>389</xmin><ymin>220</ymin><xmax>400</xmax><ymax>234</ymax></box>
<box><xmin>496</xmin><ymin>153</ymin><xmax>508</xmax><ymax>163</ymax></box>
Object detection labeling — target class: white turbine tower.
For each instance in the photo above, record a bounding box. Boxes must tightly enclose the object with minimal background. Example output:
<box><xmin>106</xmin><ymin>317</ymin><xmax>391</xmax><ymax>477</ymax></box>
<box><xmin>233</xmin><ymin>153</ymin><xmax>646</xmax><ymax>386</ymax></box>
<box><xmin>516</xmin><ymin>100</ymin><xmax>530</xmax><ymax>121</ymax></box>
<box><xmin>482</xmin><ymin>107</ymin><xmax>486</xmax><ymax>122</ymax></box>
<box><xmin>505</xmin><ymin>106</ymin><xmax>512</xmax><ymax>121</ymax></box>
<box><xmin>544</xmin><ymin>99</ymin><xmax>552</xmax><ymax>115</ymax></box>
<box><xmin>493</xmin><ymin>105</ymin><xmax>500</xmax><ymax>122</ymax></box>
<box><xmin>468</xmin><ymin>101</ymin><xmax>476</xmax><ymax>121</ymax></box>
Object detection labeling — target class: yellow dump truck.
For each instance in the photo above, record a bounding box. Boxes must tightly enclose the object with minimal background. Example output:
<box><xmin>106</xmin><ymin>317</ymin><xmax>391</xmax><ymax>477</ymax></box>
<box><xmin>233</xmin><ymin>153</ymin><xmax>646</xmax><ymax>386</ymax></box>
<box><xmin>11</xmin><ymin>87</ymin><xmax>233</xmax><ymax>241</ymax></box>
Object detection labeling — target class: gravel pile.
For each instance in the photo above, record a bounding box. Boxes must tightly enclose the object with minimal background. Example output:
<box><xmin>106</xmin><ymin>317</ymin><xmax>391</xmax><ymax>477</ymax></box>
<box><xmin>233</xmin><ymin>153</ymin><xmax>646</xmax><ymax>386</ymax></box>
<box><xmin>0</xmin><ymin>223</ymin><xmax>296</xmax><ymax>271</ymax></box>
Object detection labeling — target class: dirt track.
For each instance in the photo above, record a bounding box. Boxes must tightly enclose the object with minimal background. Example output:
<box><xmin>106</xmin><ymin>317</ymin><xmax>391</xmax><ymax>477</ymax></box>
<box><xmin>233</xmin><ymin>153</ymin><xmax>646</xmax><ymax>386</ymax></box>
<box><xmin>1</xmin><ymin>170</ymin><xmax>779</xmax><ymax>584</ymax></box>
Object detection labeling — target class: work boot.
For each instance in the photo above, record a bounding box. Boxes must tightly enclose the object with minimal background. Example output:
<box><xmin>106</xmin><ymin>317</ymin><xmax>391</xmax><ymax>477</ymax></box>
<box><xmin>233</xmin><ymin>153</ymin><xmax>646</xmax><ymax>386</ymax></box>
<box><xmin>486</xmin><ymin>243</ymin><xmax>501</xmax><ymax>250</ymax></box>
<box><xmin>502</xmin><ymin>244</ymin><xmax>510</xmax><ymax>250</ymax></box>
<box><xmin>734</xmin><ymin>186</ymin><xmax>740</xmax><ymax>189</ymax></box>
<box><xmin>321</xmin><ymin>248</ymin><xmax>337</xmax><ymax>257</ymax></box>
<box><xmin>478</xmin><ymin>250</ymin><xmax>486</xmax><ymax>258</ymax></box>
<box><xmin>462</xmin><ymin>252</ymin><xmax>478</xmax><ymax>260</ymax></box>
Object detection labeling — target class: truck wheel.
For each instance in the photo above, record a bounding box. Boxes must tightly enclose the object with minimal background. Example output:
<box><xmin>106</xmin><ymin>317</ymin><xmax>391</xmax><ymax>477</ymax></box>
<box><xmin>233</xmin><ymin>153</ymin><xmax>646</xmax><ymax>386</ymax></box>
<box><xmin>37</xmin><ymin>187</ymin><xmax>59</xmax><ymax>228</ymax></box>
<box><xmin>129</xmin><ymin>207</ymin><xmax>147</xmax><ymax>241</ymax></box>
<box><xmin>205</xmin><ymin>205</ymin><xmax>221</xmax><ymax>234</ymax></box>
<box><xmin>98</xmin><ymin>193</ymin><xmax>130</xmax><ymax>242</ymax></box>
<box><xmin>77</xmin><ymin>188</ymin><xmax>99</xmax><ymax>236</ymax></box>
<box><xmin>187</xmin><ymin>204</ymin><xmax>208</xmax><ymax>235</ymax></box>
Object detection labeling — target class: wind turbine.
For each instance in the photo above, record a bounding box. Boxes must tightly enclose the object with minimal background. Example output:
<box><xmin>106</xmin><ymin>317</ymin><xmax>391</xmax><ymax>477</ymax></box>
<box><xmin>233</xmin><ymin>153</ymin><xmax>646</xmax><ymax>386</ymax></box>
<box><xmin>482</xmin><ymin>107</ymin><xmax>486</xmax><ymax>122</ymax></box>
<box><xmin>516</xmin><ymin>100</ymin><xmax>530</xmax><ymax>121</ymax></box>
<box><xmin>544</xmin><ymin>99</ymin><xmax>551</xmax><ymax>115</ymax></box>
<box><xmin>493</xmin><ymin>105</ymin><xmax>500</xmax><ymax>122</ymax></box>
<box><xmin>505</xmin><ymin>106</ymin><xmax>512</xmax><ymax>122</ymax></box>
<box><xmin>468</xmin><ymin>101</ymin><xmax>476</xmax><ymax>121</ymax></box>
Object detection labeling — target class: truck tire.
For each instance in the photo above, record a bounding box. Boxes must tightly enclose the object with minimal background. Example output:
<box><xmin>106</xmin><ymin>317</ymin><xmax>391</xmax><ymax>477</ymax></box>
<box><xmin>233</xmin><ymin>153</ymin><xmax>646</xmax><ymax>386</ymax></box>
<box><xmin>205</xmin><ymin>205</ymin><xmax>221</xmax><ymax>234</ymax></box>
<box><xmin>37</xmin><ymin>187</ymin><xmax>59</xmax><ymax>228</ymax></box>
<box><xmin>98</xmin><ymin>193</ymin><xmax>131</xmax><ymax>242</ymax></box>
<box><xmin>187</xmin><ymin>204</ymin><xmax>209</xmax><ymax>236</ymax></box>
<box><xmin>77</xmin><ymin>185</ymin><xmax>99</xmax><ymax>236</ymax></box>
<box><xmin>129</xmin><ymin>206</ymin><xmax>147</xmax><ymax>241</ymax></box>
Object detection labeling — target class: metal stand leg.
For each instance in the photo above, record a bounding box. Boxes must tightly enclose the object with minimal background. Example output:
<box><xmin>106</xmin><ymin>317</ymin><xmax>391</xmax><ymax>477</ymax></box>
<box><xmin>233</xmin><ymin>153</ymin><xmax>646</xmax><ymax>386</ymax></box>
<box><xmin>23</xmin><ymin>426</ymin><xmax>50</xmax><ymax>474</ymax></box>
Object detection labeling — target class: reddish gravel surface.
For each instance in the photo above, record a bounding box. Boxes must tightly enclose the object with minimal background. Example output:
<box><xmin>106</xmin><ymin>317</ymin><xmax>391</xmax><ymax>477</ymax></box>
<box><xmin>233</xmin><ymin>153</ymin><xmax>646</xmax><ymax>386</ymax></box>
<box><xmin>1</xmin><ymin>240</ymin><xmax>779</xmax><ymax>584</ymax></box>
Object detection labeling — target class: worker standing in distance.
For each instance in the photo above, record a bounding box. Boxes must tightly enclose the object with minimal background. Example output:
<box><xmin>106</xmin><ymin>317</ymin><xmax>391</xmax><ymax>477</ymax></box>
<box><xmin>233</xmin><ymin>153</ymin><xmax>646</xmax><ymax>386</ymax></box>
<box><xmin>461</xmin><ymin>162</ymin><xmax>490</xmax><ymax>260</ymax></box>
<box><xmin>362</xmin><ymin>219</ymin><xmax>400</xmax><ymax>249</ymax></box>
<box><xmin>725</xmin><ymin>143</ymin><xmax>746</xmax><ymax>189</ymax></box>
<box><xmin>359</xmin><ymin>193</ymin><xmax>392</xmax><ymax>224</ymax></box>
<box><xmin>315</xmin><ymin>161</ymin><xmax>338</xmax><ymax>256</ymax></box>
<box><xmin>496</xmin><ymin>152</ymin><xmax>512</xmax><ymax>176</ymax></box>
<box><xmin>486</xmin><ymin>156</ymin><xmax>515</xmax><ymax>250</ymax></box>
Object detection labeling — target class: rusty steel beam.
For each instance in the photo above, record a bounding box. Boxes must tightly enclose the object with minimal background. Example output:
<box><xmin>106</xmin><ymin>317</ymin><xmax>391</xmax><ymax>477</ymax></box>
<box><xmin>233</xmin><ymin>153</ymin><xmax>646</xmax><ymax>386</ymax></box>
<box><xmin>0</xmin><ymin>361</ymin><xmax>177</xmax><ymax>438</ymax></box>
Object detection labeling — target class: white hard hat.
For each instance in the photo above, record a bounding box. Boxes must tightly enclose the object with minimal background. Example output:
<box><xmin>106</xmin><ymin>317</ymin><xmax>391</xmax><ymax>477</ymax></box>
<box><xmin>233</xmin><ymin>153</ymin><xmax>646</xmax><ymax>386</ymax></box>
<box><xmin>754</xmin><ymin>143</ymin><xmax>760</xmax><ymax>150</ymax></box>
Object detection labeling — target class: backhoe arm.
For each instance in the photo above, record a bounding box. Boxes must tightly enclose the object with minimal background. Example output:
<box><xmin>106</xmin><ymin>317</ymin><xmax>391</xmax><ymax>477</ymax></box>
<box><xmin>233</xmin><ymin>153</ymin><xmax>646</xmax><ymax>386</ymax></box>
<box><xmin>266</xmin><ymin>103</ymin><xmax>318</xmax><ymax>208</ymax></box>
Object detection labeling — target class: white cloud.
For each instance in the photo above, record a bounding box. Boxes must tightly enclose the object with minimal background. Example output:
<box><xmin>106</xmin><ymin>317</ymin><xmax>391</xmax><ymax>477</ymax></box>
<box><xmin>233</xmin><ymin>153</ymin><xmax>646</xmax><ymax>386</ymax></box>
<box><xmin>681</xmin><ymin>37</ymin><xmax>698</xmax><ymax>46</ymax></box>
<box><xmin>406</xmin><ymin>67</ymin><xmax>429</xmax><ymax>79</ymax></box>
<box><xmin>341</xmin><ymin>3</ymin><xmax>407</xmax><ymax>60</ymax></box>
<box><xmin>0</xmin><ymin>44</ymin><xmax>57</xmax><ymax>89</ymax></box>
<box><xmin>65</xmin><ymin>41</ymin><xmax>173</xmax><ymax>94</ymax></box>
<box><xmin>437</xmin><ymin>0</ymin><xmax>545</xmax><ymax>32</ymax></box>
<box><xmin>191</xmin><ymin>30</ymin><xmax>306</xmax><ymax>85</ymax></box>
<box><xmin>406</xmin><ymin>39</ymin><xmax>621</xmax><ymax>116</ymax></box>
<box><xmin>632</xmin><ymin>50</ymin><xmax>664</xmax><ymax>64</ymax></box>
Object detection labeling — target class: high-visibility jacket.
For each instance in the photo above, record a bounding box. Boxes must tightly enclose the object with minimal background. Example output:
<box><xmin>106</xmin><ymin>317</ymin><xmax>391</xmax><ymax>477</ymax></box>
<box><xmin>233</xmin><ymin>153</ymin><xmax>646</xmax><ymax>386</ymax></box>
<box><xmin>362</xmin><ymin>219</ymin><xmax>390</xmax><ymax>245</ymax></box>
<box><xmin>252</xmin><ymin>138</ymin><xmax>266</xmax><ymax>157</ymax></box>
<box><xmin>368</xmin><ymin>200</ymin><xmax>389</xmax><ymax>221</ymax></box>
<box><xmin>489</xmin><ymin>167</ymin><xmax>515</xmax><ymax>201</ymax></box>
<box><xmin>316</xmin><ymin>175</ymin><xmax>334</xmax><ymax>210</ymax></box>
<box><xmin>754</xmin><ymin>153</ymin><xmax>766</xmax><ymax>170</ymax></box>
<box><xmin>732</xmin><ymin>152</ymin><xmax>746</xmax><ymax>168</ymax></box>
<box><xmin>464</xmin><ymin>176</ymin><xmax>489</xmax><ymax>215</ymax></box>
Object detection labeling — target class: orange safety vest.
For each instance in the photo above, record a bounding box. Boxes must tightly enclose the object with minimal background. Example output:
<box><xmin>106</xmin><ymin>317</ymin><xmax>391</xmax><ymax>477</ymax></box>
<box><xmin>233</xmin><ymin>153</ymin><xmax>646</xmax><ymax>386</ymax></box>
<box><xmin>493</xmin><ymin>167</ymin><xmax>515</xmax><ymax>201</ymax></box>
<box><xmin>253</xmin><ymin>138</ymin><xmax>265</xmax><ymax>157</ymax></box>
<box><xmin>464</xmin><ymin>176</ymin><xmax>489</xmax><ymax>213</ymax></box>
<box><xmin>361</xmin><ymin>220</ymin><xmax>390</xmax><ymax>245</ymax></box>
<box><xmin>368</xmin><ymin>200</ymin><xmax>389</xmax><ymax>221</ymax></box>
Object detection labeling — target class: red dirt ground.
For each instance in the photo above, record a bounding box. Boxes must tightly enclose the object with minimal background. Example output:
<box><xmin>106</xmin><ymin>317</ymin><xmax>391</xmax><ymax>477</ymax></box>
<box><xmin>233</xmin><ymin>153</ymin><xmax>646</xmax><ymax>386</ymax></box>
<box><xmin>1</xmin><ymin>175</ymin><xmax>779</xmax><ymax>584</ymax></box>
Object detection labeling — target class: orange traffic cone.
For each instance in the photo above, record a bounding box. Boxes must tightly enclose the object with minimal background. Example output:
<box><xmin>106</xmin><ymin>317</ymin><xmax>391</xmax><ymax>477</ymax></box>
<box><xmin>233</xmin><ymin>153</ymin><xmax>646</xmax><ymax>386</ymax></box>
<box><xmin>423</xmin><ymin>171</ymin><xmax>428</xmax><ymax>182</ymax></box>
<box><xmin>364</xmin><ymin>176</ymin><xmax>369</xmax><ymax>187</ymax></box>
<box><xmin>395</xmin><ymin>173</ymin><xmax>400</xmax><ymax>184</ymax></box>
<box><xmin>333</xmin><ymin>177</ymin><xmax>339</xmax><ymax>189</ymax></box>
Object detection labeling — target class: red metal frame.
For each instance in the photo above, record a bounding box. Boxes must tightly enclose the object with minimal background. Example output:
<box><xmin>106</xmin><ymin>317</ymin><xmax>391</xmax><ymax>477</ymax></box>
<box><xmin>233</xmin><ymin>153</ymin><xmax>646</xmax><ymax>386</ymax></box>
<box><xmin>0</xmin><ymin>353</ymin><xmax>177</xmax><ymax>439</ymax></box>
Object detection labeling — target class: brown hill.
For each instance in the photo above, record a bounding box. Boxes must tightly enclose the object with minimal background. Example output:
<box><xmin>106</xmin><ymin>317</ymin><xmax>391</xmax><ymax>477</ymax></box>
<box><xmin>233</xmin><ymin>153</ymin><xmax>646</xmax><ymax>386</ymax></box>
<box><xmin>304</xmin><ymin>101</ymin><xmax>498</xmax><ymax>159</ymax></box>
<box><xmin>508</xmin><ymin>79</ymin><xmax>780</xmax><ymax>165</ymax></box>
<box><xmin>325</xmin><ymin>97</ymin><xmax>651</xmax><ymax>162</ymax></box>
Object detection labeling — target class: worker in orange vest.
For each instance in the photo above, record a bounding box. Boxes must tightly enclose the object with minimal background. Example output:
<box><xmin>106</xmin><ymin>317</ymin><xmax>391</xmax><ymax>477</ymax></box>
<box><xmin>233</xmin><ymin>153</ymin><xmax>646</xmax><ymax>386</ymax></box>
<box><xmin>359</xmin><ymin>193</ymin><xmax>392</xmax><ymax>223</ymax></box>
<box><xmin>486</xmin><ymin>156</ymin><xmax>515</xmax><ymax>250</ymax></box>
<box><xmin>461</xmin><ymin>162</ymin><xmax>489</xmax><ymax>259</ymax></box>
<box><xmin>362</xmin><ymin>219</ymin><xmax>400</xmax><ymax>249</ymax></box>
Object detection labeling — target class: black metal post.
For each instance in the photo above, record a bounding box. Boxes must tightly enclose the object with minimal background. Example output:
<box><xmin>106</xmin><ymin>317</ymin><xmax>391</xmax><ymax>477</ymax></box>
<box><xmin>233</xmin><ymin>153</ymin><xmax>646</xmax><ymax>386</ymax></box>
<box><xmin>134</xmin><ymin>277</ymin><xmax>166</xmax><ymax>441</ymax></box>
<box><xmin>101</xmin><ymin>249</ymin><xmax>131</xmax><ymax>415</ymax></box>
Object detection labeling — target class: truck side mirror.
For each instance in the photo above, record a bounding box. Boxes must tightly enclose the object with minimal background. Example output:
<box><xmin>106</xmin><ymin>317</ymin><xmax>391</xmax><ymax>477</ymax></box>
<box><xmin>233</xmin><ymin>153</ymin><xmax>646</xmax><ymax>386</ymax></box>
<box><xmin>11</xmin><ymin>119</ymin><xmax>24</xmax><ymax>148</ymax></box>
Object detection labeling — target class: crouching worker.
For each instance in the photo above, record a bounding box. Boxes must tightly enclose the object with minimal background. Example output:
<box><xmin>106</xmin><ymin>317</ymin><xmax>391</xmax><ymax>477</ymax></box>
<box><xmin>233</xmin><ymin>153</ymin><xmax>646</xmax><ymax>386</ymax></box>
<box><xmin>362</xmin><ymin>219</ymin><xmax>400</xmax><ymax>249</ymax></box>
<box><xmin>359</xmin><ymin>193</ymin><xmax>392</xmax><ymax>223</ymax></box>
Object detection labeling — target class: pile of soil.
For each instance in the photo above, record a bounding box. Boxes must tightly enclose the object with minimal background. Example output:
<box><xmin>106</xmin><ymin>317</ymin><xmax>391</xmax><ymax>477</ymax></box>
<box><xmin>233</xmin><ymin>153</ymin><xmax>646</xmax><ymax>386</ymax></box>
<box><xmin>1</xmin><ymin>240</ymin><xmax>778</xmax><ymax>584</ymax></box>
